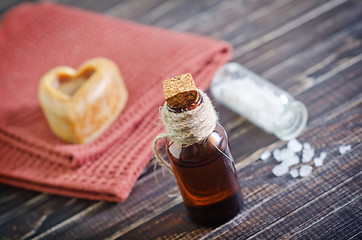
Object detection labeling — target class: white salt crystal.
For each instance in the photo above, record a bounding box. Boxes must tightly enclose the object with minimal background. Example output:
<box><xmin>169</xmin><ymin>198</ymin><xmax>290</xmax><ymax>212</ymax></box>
<box><xmin>339</xmin><ymin>145</ymin><xmax>351</xmax><ymax>155</ymax></box>
<box><xmin>280</xmin><ymin>148</ymin><xmax>295</xmax><ymax>161</ymax></box>
<box><xmin>303</xmin><ymin>143</ymin><xmax>311</xmax><ymax>150</ymax></box>
<box><xmin>287</xmin><ymin>139</ymin><xmax>303</xmax><ymax>152</ymax></box>
<box><xmin>283</xmin><ymin>153</ymin><xmax>300</xmax><ymax>167</ymax></box>
<box><xmin>290</xmin><ymin>169</ymin><xmax>299</xmax><ymax>178</ymax></box>
<box><xmin>314</xmin><ymin>152</ymin><xmax>327</xmax><ymax>167</ymax></box>
<box><xmin>299</xmin><ymin>165</ymin><xmax>313</xmax><ymax>177</ymax></box>
<box><xmin>273</xmin><ymin>149</ymin><xmax>282</xmax><ymax>162</ymax></box>
<box><xmin>260</xmin><ymin>150</ymin><xmax>271</xmax><ymax>161</ymax></box>
<box><xmin>302</xmin><ymin>147</ymin><xmax>315</xmax><ymax>163</ymax></box>
<box><xmin>319</xmin><ymin>152</ymin><xmax>327</xmax><ymax>159</ymax></box>
<box><xmin>272</xmin><ymin>163</ymin><xmax>289</xmax><ymax>177</ymax></box>
<box><xmin>314</xmin><ymin>157</ymin><xmax>324</xmax><ymax>167</ymax></box>
<box><xmin>212</xmin><ymin>75</ymin><xmax>284</xmax><ymax>133</ymax></box>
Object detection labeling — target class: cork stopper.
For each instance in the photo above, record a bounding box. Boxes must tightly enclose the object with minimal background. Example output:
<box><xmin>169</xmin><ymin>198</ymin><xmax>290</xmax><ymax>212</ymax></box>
<box><xmin>163</xmin><ymin>73</ymin><xmax>198</xmax><ymax>109</ymax></box>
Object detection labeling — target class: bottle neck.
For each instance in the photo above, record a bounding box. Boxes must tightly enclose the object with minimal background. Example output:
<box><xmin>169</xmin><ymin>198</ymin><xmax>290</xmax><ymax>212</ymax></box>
<box><xmin>167</xmin><ymin>91</ymin><xmax>203</xmax><ymax>113</ymax></box>
<box><xmin>161</xmin><ymin>90</ymin><xmax>218</xmax><ymax>146</ymax></box>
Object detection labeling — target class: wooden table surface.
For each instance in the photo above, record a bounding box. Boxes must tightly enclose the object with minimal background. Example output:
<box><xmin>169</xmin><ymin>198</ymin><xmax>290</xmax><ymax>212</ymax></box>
<box><xmin>1</xmin><ymin>0</ymin><xmax>361</xmax><ymax>239</ymax></box>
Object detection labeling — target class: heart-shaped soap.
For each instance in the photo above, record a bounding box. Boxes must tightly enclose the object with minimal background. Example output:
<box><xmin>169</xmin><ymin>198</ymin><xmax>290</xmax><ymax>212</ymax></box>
<box><xmin>39</xmin><ymin>57</ymin><xmax>128</xmax><ymax>144</ymax></box>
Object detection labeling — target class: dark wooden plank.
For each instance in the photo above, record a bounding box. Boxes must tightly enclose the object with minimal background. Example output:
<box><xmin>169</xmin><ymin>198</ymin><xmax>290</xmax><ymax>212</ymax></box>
<box><xmin>0</xmin><ymin>196</ymin><xmax>97</xmax><ymax>240</ymax></box>
<box><xmin>239</xmin><ymin>175</ymin><xmax>361</xmax><ymax>239</ymax></box>
<box><xmin>0</xmin><ymin>186</ymin><xmax>41</xmax><ymax>216</ymax></box>
<box><xmin>223</xmin><ymin>0</ymin><xmax>325</xmax><ymax>47</ymax></box>
<box><xmin>233</xmin><ymin>0</ymin><xmax>361</xmax><ymax>68</ymax></box>
<box><xmin>138</xmin><ymin>0</ymin><xmax>362</xmax><ymax>185</ymax></box>
<box><xmin>118</xmin><ymin>203</ymin><xmax>208</xmax><ymax>240</ymax></box>
<box><xmin>201</xmin><ymin>160</ymin><xmax>362</xmax><ymax>238</ymax></box>
<box><xmin>130</xmin><ymin>0</ymin><xmax>221</xmax><ymax>27</ymax></box>
<box><xmin>0</xmin><ymin>194</ymin><xmax>50</xmax><ymax>226</ymax></box>
<box><xmin>103</xmin><ymin>0</ymin><xmax>170</xmax><ymax>20</ymax></box>
<box><xmin>0</xmin><ymin>0</ymin><xmax>31</xmax><ymax>16</ymax></box>
<box><xmin>0</xmin><ymin>0</ymin><xmax>360</xmax><ymax>239</ymax></box>
<box><xmin>291</xmin><ymin>198</ymin><xmax>362</xmax><ymax>239</ymax></box>
<box><xmin>170</xmin><ymin>0</ymin><xmax>296</xmax><ymax>36</ymax></box>
<box><xmin>223</xmin><ymin>21</ymin><xmax>362</xmax><ymax>164</ymax></box>
<box><xmin>24</xmin><ymin>173</ymin><xmax>180</xmax><ymax>239</ymax></box>
<box><xmin>0</xmin><ymin>184</ymin><xmax>25</xmax><ymax>198</ymax></box>
<box><xmin>109</xmin><ymin>0</ymin><xmax>313</xmax><ymax>181</ymax></box>
<box><xmin>33</xmin><ymin>42</ymin><xmax>358</xmax><ymax>239</ymax></box>
<box><xmin>263</xmin><ymin>22</ymin><xmax>362</xmax><ymax>96</ymax></box>
<box><xmin>122</xmin><ymin>169</ymin><xmax>361</xmax><ymax>239</ymax></box>
<box><xmin>115</xmin><ymin>96</ymin><xmax>362</xmax><ymax>239</ymax></box>
<box><xmin>55</xmin><ymin>0</ymin><xmax>126</xmax><ymax>12</ymax></box>
<box><xmin>215</xmin><ymin>1</ymin><xmax>362</xmax><ymax>120</ymax></box>
<box><xmin>6</xmin><ymin>1</ymin><xmax>362</xmax><ymax>238</ymax></box>
<box><xmin>200</xmin><ymin>101</ymin><xmax>362</xmax><ymax>239</ymax></box>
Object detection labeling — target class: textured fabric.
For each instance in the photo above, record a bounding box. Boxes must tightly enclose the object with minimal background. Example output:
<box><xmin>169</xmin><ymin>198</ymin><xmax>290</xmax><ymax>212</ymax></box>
<box><xmin>0</xmin><ymin>2</ymin><xmax>232</xmax><ymax>201</ymax></box>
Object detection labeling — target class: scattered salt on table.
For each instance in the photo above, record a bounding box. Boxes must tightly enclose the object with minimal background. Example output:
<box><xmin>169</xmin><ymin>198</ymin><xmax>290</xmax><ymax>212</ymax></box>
<box><xmin>303</xmin><ymin>143</ymin><xmax>311</xmax><ymax>150</ymax></box>
<box><xmin>272</xmin><ymin>164</ymin><xmax>289</xmax><ymax>177</ymax></box>
<box><xmin>302</xmin><ymin>147</ymin><xmax>315</xmax><ymax>163</ymax></box>
<box><xmin>314</xmin><ymin>158</ymin><xmax>323</xmax><ymax>167</ymax></box>
<box><xmin>299</xmin><ymin>165</ymin><xmax>313</xmax><ymax>177</ymax></box>
<box><xmin>260</xmin><ymin>150</ymin><xmax>271</xmax><ymax>161</ymax></box>
<box><xmin>265</xmin><ymin>140</ymin><xmax>350</xmax><ymax>178</ymax></box>
<box><xmin>339</xmin><ymin>145</ymin><xmax>351</xmax><ymax>155</ymax></box>
<box><xmin>289</xmin><ymin>169</ymin><xmax>299</xmax><ymax>178</ymax></box>
<box><xmin>273</xmin><ymin>149</ymin><xmax>282</xmax><ymax>162</ymax></box>
<box><xmin>281</xmin><ymin>148</ymin><xmax>295</xmax><ymax>160</ymax></box>
<box><xmin>287</xmin><ymin>139</ymin><xmax>303</xmax><ymax>152</ymax></box>
<box><xmin>286</xmin><ymin>154</ymin><xmax>300</xmax><ymax>166</ymax></box>
<box><xmin>314</xmin><ymin>152</ymin><xmax>327</xmax><ymax>167</ymax></box>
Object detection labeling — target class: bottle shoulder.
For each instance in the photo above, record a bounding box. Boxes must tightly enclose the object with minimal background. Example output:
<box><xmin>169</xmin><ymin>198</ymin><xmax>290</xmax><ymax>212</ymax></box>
<box><xmin>167</xmin><ymin>123</ymin><xmax>229</xmax><ymax>166</ymax></box>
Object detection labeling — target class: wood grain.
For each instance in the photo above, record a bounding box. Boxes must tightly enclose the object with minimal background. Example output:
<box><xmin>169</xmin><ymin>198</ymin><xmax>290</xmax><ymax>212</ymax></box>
<box><xmin>116</xmin><ymin>96</ymin><xmax>362</xmax><ymax>240</ymax></box>
<box><xmin>0</xmin><ymin>0</ymin><xmax>361</xmax><ymax>239</ymax></box>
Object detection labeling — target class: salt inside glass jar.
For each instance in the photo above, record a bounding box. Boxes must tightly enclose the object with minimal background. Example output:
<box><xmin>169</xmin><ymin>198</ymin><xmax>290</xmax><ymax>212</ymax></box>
<box><xmin>211</xmin><ymin>62</ymin><xmax>308</xmax><ymax>140</ymax></box>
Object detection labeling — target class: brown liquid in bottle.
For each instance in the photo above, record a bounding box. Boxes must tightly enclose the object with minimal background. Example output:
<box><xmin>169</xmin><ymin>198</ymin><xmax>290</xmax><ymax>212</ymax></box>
<box><xmin>166</xmin><ymin>96</ymin><xmax>243</xmax><ymax>226</ymax></box>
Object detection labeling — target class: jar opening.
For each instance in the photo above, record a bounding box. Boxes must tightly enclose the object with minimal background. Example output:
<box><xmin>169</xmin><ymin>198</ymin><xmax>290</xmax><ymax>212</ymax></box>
<box><xmin>275</xmin><ymin>101</ymin><xmax>308</xmax><ymax>140</ymax></box>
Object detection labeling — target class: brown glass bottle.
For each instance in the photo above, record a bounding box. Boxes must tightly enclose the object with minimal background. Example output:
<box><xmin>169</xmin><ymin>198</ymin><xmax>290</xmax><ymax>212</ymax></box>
<box><xmin>166</xmin><ymin>95</ymin><xmax>243</xmax><ymax>226</ymax></box>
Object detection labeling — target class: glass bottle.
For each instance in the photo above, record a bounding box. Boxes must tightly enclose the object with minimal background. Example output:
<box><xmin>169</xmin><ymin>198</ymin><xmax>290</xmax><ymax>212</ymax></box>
<box><xmin>166</xmin><ymin>93</ymin><xmax>243</xmax><ymax>226</ymax></box>
<box><xmin>211</xmin><ymin>62</ymin><xmax>308</xmax><ymax>140</ymax></box>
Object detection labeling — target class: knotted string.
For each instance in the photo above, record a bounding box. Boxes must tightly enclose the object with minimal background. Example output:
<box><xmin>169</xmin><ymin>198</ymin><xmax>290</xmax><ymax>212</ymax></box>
<box><xmin>152</xmin><ymin>90</ymin><xmax>218</xmax><ymax>173</ymax></box>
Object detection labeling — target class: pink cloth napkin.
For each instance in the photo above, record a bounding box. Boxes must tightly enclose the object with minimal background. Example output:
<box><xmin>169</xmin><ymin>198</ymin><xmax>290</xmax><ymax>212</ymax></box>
<box><xmin>0</xmin><ymin>2</ymin><xmax>232</xmax><ymax>201</ymax></box>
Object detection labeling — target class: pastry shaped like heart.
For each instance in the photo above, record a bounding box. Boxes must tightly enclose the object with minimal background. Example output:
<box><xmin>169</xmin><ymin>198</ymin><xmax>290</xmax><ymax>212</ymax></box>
<box><xmin>39</xmin><ymin>57</ymin><xmax>128</xmax><ymax>144</ymax></box>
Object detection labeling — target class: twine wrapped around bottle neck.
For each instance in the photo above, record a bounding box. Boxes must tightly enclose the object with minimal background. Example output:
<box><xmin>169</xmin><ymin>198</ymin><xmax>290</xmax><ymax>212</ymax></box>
<box><xmin>153</xmin><ymin>90</ymin><xmax>218</xmax><ymax>173</ymax></box>
<box><xmin>162</xmin><ymin>90</ymin><xmax>218</xmax><ymax>146</ymax></box>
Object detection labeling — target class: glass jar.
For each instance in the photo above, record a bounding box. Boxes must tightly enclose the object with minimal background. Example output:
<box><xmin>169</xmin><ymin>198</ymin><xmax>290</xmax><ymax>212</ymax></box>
<box><xmin>211</xmin><ymin>62</ymin><xmax>308</xmax><ymax>140</ymax></box>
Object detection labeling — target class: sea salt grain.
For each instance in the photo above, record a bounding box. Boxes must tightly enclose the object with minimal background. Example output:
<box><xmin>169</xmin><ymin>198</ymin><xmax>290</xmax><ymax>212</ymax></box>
<box><xmin>272</xmin><ymin>163</ymin><xmax>289</xmax><ymax>177</ymax></box>
<box><xmin>284</xmin><ymin>153</ymin><xmax>300</xmax><ymax>167</ymax></box>
<box><xmin>339</xmin><ymin>145</ymin><xmax>351</xmax><ymax>155</ymax></box>
<box><xmin>299</xmin><ymin>165</ymin><xmax>313</xmax><ymax>177</ymax></box>
<box><xmin>302</xmin><ymin>147</ymin><xmax>315</xmax><ymax>163</ymax></box>
<box><xmin>303</xmin><ymin>143</ymin><xmax>311</xmax><ymax>150</ymax></box>
<box><xmin>280</xmin><ymin>148</ymin><xmax>295</xmax><ymax>161</ymax></box>
<box><xmin>260</xmin><ymin>150</ymin><xmax>271</xmax><ymax>161</ymax></box>
<box><xmin>314</xmin><ymin>157</ymin><xmax>323</xmax><ymax>167</ymax></box>
<box><xmin>314</xmin><ymin>152</ymin><xmax>327</xmax><ymax>167</ymax></box>
<box><xmin>273</xmin><ymin>149</ymin><xmax>282</xmax><ymax>162</ymax></box>
<box><xmin>287</xmin><ymin>139</ymin><xmax>303</xmax><ymax>152</ymax></box>
<box><xmin>290</xmin><ymin>169</ymin><xmax>299</xmax><ymax>178</ymax></box>
<box><xmin>266</xmin><ymin>140</ymin><xmax>346</xmax><ymax>178</ymax></box>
